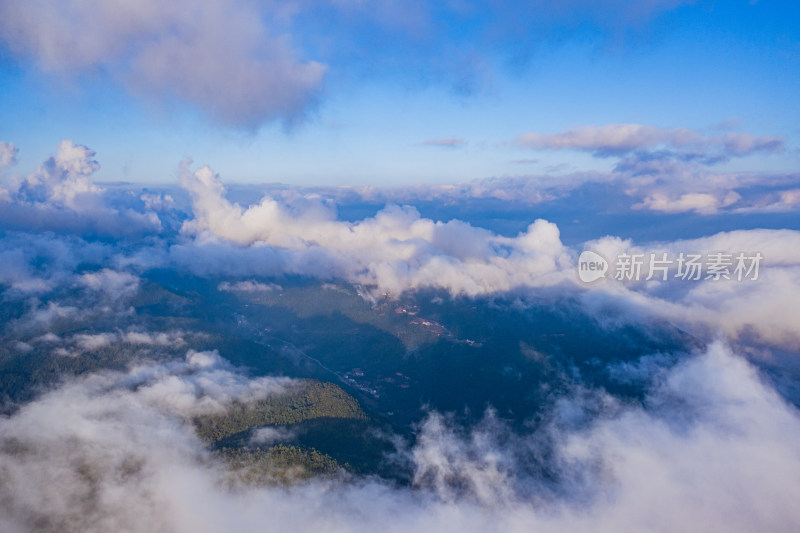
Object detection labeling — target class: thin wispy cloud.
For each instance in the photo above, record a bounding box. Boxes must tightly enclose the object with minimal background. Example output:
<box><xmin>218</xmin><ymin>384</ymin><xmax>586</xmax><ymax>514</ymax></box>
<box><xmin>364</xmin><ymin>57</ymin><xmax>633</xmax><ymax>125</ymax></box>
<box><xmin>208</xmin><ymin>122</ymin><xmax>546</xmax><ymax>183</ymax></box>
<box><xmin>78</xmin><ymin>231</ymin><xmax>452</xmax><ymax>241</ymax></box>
<box><xmin>516</xmin><ymin>124</ymin><xmax>784</xmax><ymax>160</ymax></box>
<box><xmin>0</xmin><ymin>141</ymin><xmax>17</xmax><ymax>170</ymax></box>
<box><xmin>420</xmin><ymin>137</ymin><xmax>467</xmax><ymax>148</ymax></box>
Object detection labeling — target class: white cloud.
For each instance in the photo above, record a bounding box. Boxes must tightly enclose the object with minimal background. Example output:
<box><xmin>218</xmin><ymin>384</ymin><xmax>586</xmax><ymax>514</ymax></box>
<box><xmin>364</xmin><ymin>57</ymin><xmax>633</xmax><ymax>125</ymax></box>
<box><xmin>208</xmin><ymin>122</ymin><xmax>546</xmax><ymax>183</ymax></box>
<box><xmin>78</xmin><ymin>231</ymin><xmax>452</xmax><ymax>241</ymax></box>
<box><xmin>122</xmin><ymin>330</ymin><xmax>187</xmax><ymax>348</ymax></box>
<box><xmin>634</xmin><ymin>191</ymin><xmax>741</xmax><ymax>214</ymax></box>
<box><xmin>582</xmin><ymin>229</ymin><xmax>800</xmax><ymax>350</ymax></box>
<box><xmin>0</xmin><ymin>141</ymin><xmax>18</xmax><ymax>171</ymax></box>
<box><xmin>0</xmin><ymin>0</ymin><xmax>326</xmax><ymax>127</ymax></box>
<box><xmin>66</xmin><ymin>329</ymin><xmax>188</xmax><ymax>353</ymax></box>
<box><xmin>517</xmin><ymin>123</ymin><xmax>784</xmax><ymax>159</ymax></box>
<box><xmin>218</xmin><ymin>280</ymin><xmax>282</xmax><ymax>293</ymax></box>
<box><xmin>78</xmin><ymin>269</ymin><xmax>140</xmax><ymax>299</ymax></box>
<box><xmin>250</xmin><ymin>426</ymin><xmax>298</xmax><ymax>446</ymax></box>
<box><xmin>615</xmin><ymin>154</ymin><xmax>800</xmax><ymax>214</ymax></box>
<box><xmin>779</xmin><ymin>189</ymin><xmax>800</xmax><ymax>206</ymax></box>
<box><xmin>421</xmin><ymin>137</ymin><xmax>466</xmax><ymax>148</ymax></box>
<box><xmin>73</xmin><ymin>332</ymin><xmax>117</xmax><ymax>351</ymax></box>
<box><xmin>549</xmin><ymin>343</ymin><xmax>800</xmax><ymax>532</ymax></box>
<box><xmin>518</xmin><ymin>123</ymin><xmax>694</xmax><ymax>154</ymax></box>
<box><xmin>35</xmin><ymin>332</ymin><xmax>61</xmax><ymax>343</ymax></box>
<box><xmin>729</xmin><ymin>186</ymin><xmax>800</xmax><ymax>214</ymax></box>
<box><xmin>0</xmin><ymin>141</ymin><xmax>162</xmax><ymax>236</ymax></box>
<box><xmin>10</xmin><ymin>140</ymin><xmax>102</xmax><ymax>209</ymax></box>
<box><xmin>111</xmin><ymin>349</ymin><xmax>293</xmax><ymax>417</ymax></box>
<box><xmin>723</xmin><ymin>131</ymin><xmax>784</xmax><ymax>155</ymax></box>
<box><xmin>179</xmin><ymin>161</ymin><xmax>574</xmax><ymax>296</ymax></box>
<box><xmin>140</xmin><ymin>192</ymin><xmax>175</xmax><ymax>212</ymax></box>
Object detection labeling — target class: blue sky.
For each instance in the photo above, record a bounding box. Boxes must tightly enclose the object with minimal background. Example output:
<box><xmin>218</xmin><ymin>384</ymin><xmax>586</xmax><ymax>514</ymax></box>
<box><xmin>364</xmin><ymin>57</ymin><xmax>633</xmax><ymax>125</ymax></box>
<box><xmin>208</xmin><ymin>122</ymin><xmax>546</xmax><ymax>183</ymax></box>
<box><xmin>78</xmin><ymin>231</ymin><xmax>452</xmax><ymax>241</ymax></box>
<box><xmin>0</xmin><ymin>0</ymin><xmax>798</xmax><ymax>186</ymax></box>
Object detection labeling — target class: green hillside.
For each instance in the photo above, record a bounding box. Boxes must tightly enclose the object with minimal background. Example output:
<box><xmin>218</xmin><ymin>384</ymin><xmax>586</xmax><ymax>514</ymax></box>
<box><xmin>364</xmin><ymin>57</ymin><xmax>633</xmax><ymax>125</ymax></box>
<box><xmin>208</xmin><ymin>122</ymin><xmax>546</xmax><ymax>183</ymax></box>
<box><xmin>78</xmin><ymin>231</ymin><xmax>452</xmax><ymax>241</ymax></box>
<box><xmin>194</xmin><ymin>379</ymin><xmax>367</xmax><ymax>444</ymax></box>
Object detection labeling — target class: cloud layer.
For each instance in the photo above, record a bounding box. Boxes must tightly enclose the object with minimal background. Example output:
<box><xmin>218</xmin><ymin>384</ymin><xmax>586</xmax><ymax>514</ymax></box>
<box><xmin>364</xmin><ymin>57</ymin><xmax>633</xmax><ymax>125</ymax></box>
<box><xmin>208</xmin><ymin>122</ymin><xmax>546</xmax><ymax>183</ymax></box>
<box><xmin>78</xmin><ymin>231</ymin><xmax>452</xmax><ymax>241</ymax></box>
<box><xmin>1</xmin><ymin>138</ymin><xmax>800</xmax><ymax>530</ymax></box>
<box><xmin>1</xmin><ymin>342</ymin><xmax>799</xmax><ymax>532</ymax></box>
<box><xmin>2</xmin><ymin>139</ymin><xmax>799</xmax><ymax>353</ymax></box>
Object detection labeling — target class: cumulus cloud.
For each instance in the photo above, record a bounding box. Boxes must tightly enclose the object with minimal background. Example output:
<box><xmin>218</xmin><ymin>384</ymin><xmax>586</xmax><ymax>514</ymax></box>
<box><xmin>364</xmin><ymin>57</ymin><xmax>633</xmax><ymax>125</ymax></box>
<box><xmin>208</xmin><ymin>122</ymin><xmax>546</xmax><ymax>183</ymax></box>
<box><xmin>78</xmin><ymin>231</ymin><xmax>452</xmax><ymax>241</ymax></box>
<box><xmin>178</xmin><ymin>160</ymin><xmax>573</xmax><ymax>296</ymax></box>
<box><xmin>0</xmin><ymin>141</ymin><xmax>162</xmax><ymax>236</ymax></box>
<box><xmin>0</xmin><ymin>0</ymin><xmax>325</xmax><ymax>128</ymax></box>
<box><xmin>9</xmin><ymin>140</ymin><xmax>102</xmax><ymax>209</ymax></box>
